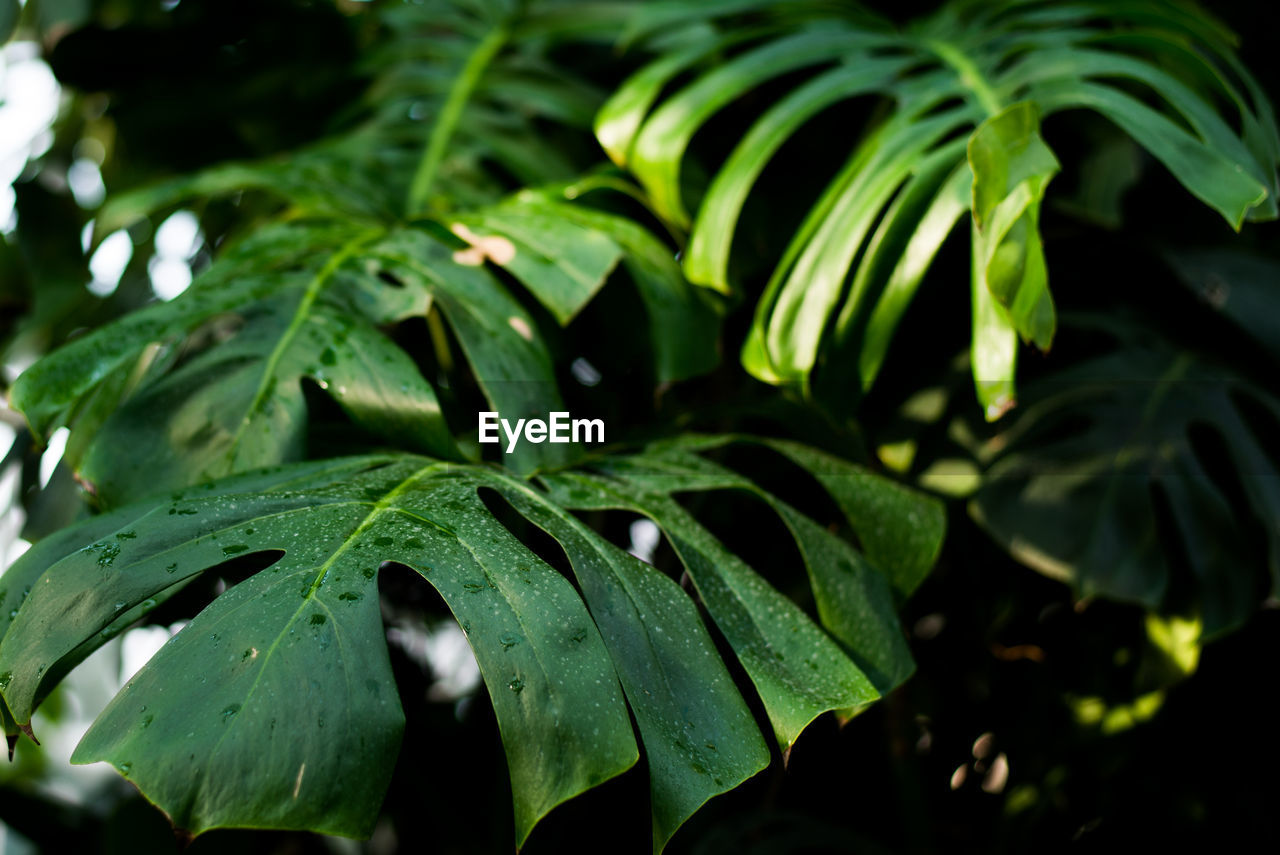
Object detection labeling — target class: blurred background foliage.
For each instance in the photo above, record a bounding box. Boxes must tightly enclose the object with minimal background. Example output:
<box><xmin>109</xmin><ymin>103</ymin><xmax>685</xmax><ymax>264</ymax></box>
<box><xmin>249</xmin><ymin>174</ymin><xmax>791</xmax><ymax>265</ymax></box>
<box><xmin>2</xmin><ymin>0</ymin><xmax>1278</xmax><ymax>852</ymax></box>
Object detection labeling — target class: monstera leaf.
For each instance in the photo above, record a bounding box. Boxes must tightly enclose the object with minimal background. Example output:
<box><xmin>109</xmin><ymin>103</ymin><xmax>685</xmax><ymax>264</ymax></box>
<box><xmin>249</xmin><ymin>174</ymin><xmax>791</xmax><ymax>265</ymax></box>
<box><xmin>17</xmin><ymin>0</ymin><xmax>718</xmax><ymax>504</ymax></box>
<box><xmin>970</xmin><ymin>319</ymin><xmax>1280</xmax><ymax>638</ymax></box>
<box><xmin>599</xmin><ymin>0</ymin><xmax>1279</xmax><ymax>416</ymax></box>
<box><xmin>0</xmin><ymin>437</ymin><xmax>943</xmax><ymax>849</ymax></box>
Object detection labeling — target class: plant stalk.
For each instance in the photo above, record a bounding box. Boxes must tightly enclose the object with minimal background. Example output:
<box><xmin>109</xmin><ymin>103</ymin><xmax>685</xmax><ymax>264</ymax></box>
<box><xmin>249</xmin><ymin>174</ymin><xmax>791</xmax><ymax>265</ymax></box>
<box><xmin>406</xmin><ymin>23</ymin><xmax>512</xmax><ymax>216</ymax></box>
<box><xmin>924</xmin><ymin>38</ymin><xmax>1002</xmax><ymax>115</ymax></box>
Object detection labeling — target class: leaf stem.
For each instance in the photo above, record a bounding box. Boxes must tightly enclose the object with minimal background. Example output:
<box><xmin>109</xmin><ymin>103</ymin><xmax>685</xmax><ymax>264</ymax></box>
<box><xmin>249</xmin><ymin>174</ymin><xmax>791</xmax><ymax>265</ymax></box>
<box><xmin>924</xmin><ymin>38</ymin><xmax>1002</xmax><ymax>116</ymax></box>
<box><xmin>406</xmin><ymin>23</ymin><xmax>511</xmax><ymax>216</ymax></box>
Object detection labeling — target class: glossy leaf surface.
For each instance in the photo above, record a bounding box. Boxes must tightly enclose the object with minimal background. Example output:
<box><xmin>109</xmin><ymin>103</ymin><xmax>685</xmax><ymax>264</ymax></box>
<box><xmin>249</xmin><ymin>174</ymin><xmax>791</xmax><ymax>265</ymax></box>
<box><xmin>604</xmin><ymin>0</ymin><xmax>1279</xmax><ymax>415</ymax></box>
<box><xmin>0</xmin><ymin>438</ymin><xmax>943</xmax><ymax>848</ymax></box>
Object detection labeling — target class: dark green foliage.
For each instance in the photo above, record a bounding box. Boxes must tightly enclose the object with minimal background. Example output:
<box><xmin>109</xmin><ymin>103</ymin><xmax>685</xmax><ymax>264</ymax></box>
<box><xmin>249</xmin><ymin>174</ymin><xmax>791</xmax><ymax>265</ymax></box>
<box><xmin>2</xmin><ymin>0</ymin><xmax>1278</xmax><ymax>852</ymax></box>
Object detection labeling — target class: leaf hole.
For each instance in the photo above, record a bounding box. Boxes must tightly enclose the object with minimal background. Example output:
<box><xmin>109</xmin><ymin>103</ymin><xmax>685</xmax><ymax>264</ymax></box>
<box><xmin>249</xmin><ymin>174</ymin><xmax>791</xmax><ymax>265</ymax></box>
<box><xmin>376</xmin><ymin>269</ymin><xmax>406</xmax><ymax>289</ymax></box>
<box><xmin>475</xmin><ymin>487</ymin><xmax>578</xmax><ymax>589</ymax></box>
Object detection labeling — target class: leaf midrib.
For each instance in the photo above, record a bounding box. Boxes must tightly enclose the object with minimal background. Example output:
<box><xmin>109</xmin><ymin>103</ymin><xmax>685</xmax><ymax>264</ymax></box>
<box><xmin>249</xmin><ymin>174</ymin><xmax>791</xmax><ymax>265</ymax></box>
<box><xmin>222</xmin><ymin>229</ymin><xmax>385</xmax><ymax>472</ymax></box>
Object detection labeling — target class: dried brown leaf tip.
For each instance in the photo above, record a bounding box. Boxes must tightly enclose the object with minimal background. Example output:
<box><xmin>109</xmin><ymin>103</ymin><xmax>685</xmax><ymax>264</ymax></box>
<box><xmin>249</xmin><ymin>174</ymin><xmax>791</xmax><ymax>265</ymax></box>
<box><xmin>450</xmin><ymin>223</ymin><xmax>517</xmax><ymax>266</ymax></box>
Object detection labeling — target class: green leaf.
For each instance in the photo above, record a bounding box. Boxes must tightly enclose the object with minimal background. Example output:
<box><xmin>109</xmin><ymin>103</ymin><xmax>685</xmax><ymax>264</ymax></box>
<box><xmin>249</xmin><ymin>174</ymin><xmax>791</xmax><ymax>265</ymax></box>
<box><xmin>1032</xmin><ymin>79</ymin><xmax>1269</xmax><ymax>230</ymax></box>
<box><xmin>1166</xmin><ymin>248</ymin><xmax>1280</xmax><ymax>365</ymax></box>
<box><xmin>968</xmin><ymin>100</ymin><xmax>1059</xmax><ymax>352</ymax></box>
<box><xmin>368</xmin><ymin>227</ymin><xmax>574</xmax><ymax>475</ymax></box>
<box><xmin>478</xmin><ymin>474</ymin><xmax>769</xmax><ymax>851</ymax></box>
<box><xmin>80</xmin><ymin>292</ymin><xmax>455</xmax><ymax>506</ymax></box>
<box><xmin>595</xmin><ymin>30</ymin><xmax>733</xmax><ymax>168</ymax></box>
<box><xmin>970</xmin><ymin>221</ymin><xmax>1020</xmax><ymax>421</ymax></box>
<box><xmin>547</xmin><ymin>469</ymin><xmax>879</xmax><ymax>748</ymax></box>
<box><xmin>760</xmin><ymin>107</ymin><xmax>975</xmax><ymax>387</ymax></box>
<box><xmin>684</xmin><ymin>58</ymin><xmax>914</xmax><ymax>292</ymax></box>
<box><xmin>449</xmin><ymin>201</ymin><xmax>624</xmax><ymax>325</ymax></box>
<box><xmin>609</xmin><ymin>0</ymin><xmax>1280</xmax><ymax>413</ymax></box>
<box><xmin>9</xmin><ymin>224</ymin><xmax>465</xmax><ymax>503</ymax></box>
<box><xmin>628</xmin><ymin>28</ymin><xmax>889</xmax><ymax>227</ymax></box>
<box><xmin>971</xmin><ymin>321</ymin><xmax>1280</xmax><ymax>637</ymax></box>
<box><xmin>0</xmin><ymin>438</ymin><xmax>943</xmax><ymax>846</ymax></box>
<box><xmin>968</xmin><ymin>101</ymin><xmax>1059</xmax><ymax>232</ymax></box>
<box><xmin>505</xmin><ymin>182</ymin><xmax>723</xmax><ymax>382</ymax></box>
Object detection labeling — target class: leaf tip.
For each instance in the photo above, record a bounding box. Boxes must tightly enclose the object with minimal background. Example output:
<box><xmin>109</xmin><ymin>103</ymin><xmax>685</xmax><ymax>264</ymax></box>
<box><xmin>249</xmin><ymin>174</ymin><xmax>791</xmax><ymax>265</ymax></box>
<box><xmin>18</xmin><ymin>720</ymin><xmax>38</xmax><ymax>746</ymax></box>
<box><xmin>984</xmin><ymin>396</ymin><xmax>1016</xmax><ymax>422</ymax></box>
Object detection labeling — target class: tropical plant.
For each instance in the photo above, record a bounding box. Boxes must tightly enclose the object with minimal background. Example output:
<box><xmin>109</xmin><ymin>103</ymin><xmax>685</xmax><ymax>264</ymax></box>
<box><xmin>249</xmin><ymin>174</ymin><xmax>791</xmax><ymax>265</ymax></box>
<box><xmin>1</xmin><ymin>0</ymin><xmax>1277</xmax><ymax>852</ymax></box>
<box><xmin>602</xmin><ymin>0</ymin><xmax>1278</xmax><ymax>416</ymax></box>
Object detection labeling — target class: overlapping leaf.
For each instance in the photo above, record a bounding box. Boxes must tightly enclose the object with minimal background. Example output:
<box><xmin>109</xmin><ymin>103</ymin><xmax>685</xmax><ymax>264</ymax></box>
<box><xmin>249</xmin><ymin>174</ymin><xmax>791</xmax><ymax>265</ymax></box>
<box><xmin>602</xmin><ymin>0</ymin><xmax>1279</xmax><ymax>416</ymax></box>
<box><xmin>0</xmin><ymin>437</ymin><xmax>943</xmax><ymax>849</ymax></box>
<box><xmin>970</xmin><ymin>318</ymin><xmax>1280</xmax><ymax>638</ymax></box>
<box><xmin>12</xmin><ymin>0</ymin><xmax>721</xmax><ymax>500</ymax></box>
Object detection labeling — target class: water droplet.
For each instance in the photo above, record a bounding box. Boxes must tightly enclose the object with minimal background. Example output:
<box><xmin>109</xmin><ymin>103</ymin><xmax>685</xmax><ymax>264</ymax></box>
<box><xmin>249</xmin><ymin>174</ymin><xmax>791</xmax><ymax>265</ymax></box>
<box><xmin>0</xmin><ymin>672</ymin><xmax>11</xmax><ymax>690</ymax></box>
<box><xmin>320</xmin><ymin>347</ymin><xmax>337</xmax><ymax>366</ymax></box>
<box><xmin>118</xmin><ymin>762</ymin><xmax>132</xmax><ymax>774</ymax></box>
<box><xmin>463</xmin><ymin>582</ymin><xmax>485</xmax><ymax>593</ymax></box>
<box><xmin>337</xmin><ymin>591</ymin><xmax>362</xmax><ymax>602</ymax></box>
<box><xmin>221</xmin><ymin>704</ymin><xmax>241</xmax><ymax>721</ymax></box>
<box><xmin>141</xmin><ymin>714</ymin><xmax>154</xmax><ymax>728</ymax></box>
<box><xmin>114</xmin><ymin>601</ymin><xmax>127</xmax><ymax>611</ymax></box>
<box><xmin>116</xmin><ymin>531</ymin><xmax>136</xmax><ymax>540</ymax></box>
<box><xmin>374</xmin><ymin>536</ymin><xmax>393</xmax><ymax>547</ymax></box>
<box><xmin>570</xmin><ymin>628</ymin><xmax>588</xmax><ymax>643</ymax></box>
<box><xmin>404</xmin><ymin>538</ymin><xmax>425</xmax><ymax>550</ymax></box>
<box><xmin>499</xmin><ymin>634</ymin><xmax>520</xmax><ymax>650</ymax></box>
<box><xmin>309</xmin><ymin>613</ymin><xmax>327</xmax><ymax>626</ymax></box>
<box><xmin>96</xmin><ymin>542</ymin><xmax>121</xmax><ymax>567</ymax></box>
<box><xmin>222</xmin><ymin>544</ymin><xmax>249</xmax><ymax>556</ymax></box>
<box><xmin>165</xmin><ymin>563</ymin><xmax>179</xmax><ymax>574</ymax></box>
<box><xmin>508</xmin><ymin>678</ymin><xmax>525</xmax><ymax>694</ymax></box>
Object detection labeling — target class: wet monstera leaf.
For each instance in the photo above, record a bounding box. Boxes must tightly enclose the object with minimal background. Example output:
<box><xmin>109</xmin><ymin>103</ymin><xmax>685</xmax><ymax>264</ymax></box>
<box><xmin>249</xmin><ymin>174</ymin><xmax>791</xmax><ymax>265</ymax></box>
<box><xmin>9</xmin><ymin>200</ymin><xmax>716</xmax><ymax>501</ymax></box>
<box><xmin>0</xmin><ymin>437</ymin><xmax>942</xmax><ymax>849</ymax></box>
<box><xmin>8</xmin><ymin>0</ymin><xmax>719</xmax><ymax>505</ymax></box>
<box><xmin>970</xmin><ymin>321</ymin><xmax>1280</xmax><ymax>638</ymax></box>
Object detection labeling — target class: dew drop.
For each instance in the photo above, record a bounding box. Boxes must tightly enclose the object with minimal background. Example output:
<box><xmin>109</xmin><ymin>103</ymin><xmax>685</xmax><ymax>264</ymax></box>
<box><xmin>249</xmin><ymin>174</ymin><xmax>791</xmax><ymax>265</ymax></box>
<box><xmin>508</xmin><ymin>678</ymin><xmax>525</xmax><ymax>694</ymax></box>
